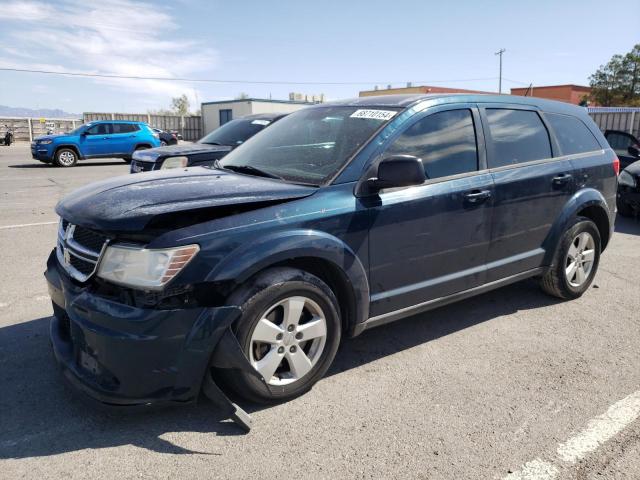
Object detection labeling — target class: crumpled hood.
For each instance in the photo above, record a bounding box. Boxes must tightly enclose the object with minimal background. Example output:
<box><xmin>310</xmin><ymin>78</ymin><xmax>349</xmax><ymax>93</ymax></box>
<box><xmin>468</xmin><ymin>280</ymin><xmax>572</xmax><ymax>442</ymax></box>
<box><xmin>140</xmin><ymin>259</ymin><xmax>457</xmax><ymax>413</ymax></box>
<box><xmin>56</xmin><ymin>167</ymin><xmax>316</xmax><ymax>232</ymax></box>
<box><xmin>133</xmin><ymin>143</ymin><xmax>232</xmax><ymax>162</ymax></box>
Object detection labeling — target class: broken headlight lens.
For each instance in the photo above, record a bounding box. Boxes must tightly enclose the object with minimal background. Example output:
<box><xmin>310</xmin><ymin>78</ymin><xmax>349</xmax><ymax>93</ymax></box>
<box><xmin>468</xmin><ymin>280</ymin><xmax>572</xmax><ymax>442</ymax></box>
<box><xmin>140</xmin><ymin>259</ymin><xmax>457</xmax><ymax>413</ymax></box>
<box><xmin>97</xmin><ymin>244</ymin><xmax>199</xmax><ymax>290</ymax></box>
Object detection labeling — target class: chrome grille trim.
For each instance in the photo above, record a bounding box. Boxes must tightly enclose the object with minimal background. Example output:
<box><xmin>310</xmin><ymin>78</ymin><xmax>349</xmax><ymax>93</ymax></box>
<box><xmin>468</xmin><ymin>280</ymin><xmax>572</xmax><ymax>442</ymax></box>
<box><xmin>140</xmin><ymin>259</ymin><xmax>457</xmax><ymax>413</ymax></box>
<box><xmin>56</xmin><ymin>219</ymin><xmax>110</xmax><ymax>282</ymax></box>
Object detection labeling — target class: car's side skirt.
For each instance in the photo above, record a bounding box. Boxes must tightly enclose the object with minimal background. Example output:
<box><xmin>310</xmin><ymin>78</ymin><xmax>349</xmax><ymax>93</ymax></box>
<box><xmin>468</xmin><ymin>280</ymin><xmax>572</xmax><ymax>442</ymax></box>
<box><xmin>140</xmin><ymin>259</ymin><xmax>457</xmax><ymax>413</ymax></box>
<box><xmin>354</xmin><ymin>267</ymin><xmax>544</xmax><ymax>336</ymax></box>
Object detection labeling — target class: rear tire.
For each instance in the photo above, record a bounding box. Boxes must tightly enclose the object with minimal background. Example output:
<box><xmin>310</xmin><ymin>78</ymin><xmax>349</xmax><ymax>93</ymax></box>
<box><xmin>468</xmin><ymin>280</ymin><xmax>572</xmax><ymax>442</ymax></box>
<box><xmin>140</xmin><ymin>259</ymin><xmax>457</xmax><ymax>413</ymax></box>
<box><xmin>217</xmin><ymin>267</ymin><xmax>341</xmax><ymax>404</ymax></box>
<box><xmin>54</xmin><ymin>148</ymin><xmax>77</xmax><ymax>167</ymax></box>
<box><xmin>540</xmin><ymin>216</ymin><xmax>601</xmax><ymax>299</ymax></box>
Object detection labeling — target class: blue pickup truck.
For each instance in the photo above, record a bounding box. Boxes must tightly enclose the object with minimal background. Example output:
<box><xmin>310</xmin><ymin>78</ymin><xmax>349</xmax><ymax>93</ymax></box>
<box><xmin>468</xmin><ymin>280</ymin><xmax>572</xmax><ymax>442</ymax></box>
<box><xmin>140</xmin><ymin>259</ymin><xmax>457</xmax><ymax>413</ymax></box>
<box><xmin>31</xmin><ymin>120</ymin><xmax>161</xmax><ymax>167</ymax></box>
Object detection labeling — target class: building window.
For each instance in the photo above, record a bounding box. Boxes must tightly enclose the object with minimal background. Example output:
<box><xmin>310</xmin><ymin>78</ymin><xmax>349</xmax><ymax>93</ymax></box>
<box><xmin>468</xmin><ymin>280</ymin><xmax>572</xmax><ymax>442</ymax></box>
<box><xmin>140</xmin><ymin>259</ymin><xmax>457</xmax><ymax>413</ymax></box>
<box><xmin>219</xmin><ymin>109</ymin><xmax>233</xmax><ymax>125</ymax></box>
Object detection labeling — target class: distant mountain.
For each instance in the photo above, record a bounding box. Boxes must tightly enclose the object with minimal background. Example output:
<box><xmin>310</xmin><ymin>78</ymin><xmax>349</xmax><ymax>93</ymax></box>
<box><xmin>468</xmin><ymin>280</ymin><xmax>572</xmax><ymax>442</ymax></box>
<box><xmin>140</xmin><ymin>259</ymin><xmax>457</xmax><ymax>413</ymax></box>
<box><xmin>0</xmin><ymin>105</ymin><xmax>80</xmax><ymax>119</ymax></box>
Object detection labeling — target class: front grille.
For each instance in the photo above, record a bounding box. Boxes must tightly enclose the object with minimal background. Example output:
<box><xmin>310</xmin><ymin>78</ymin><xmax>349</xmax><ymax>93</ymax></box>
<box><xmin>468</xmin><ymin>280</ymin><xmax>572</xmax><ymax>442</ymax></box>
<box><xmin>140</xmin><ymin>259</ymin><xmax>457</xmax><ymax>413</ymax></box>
<box><xmin>130</xmin><ymin>160</ymin><xmax>156</xmax><ymax>173</ymax></box>
<box><xmin>57</xmin><ymin>219</ymin><xmax>110</xmax><ymax>282</ymax></box>
<box><xmin>72</xmin><ymin>226</ymin><xmax>109</xmax><ymax>252</ymax></box>
<box><xmin>70</xmin><ymin>254</ymin><xmax>96</xmax><ymax>276</ymax></box>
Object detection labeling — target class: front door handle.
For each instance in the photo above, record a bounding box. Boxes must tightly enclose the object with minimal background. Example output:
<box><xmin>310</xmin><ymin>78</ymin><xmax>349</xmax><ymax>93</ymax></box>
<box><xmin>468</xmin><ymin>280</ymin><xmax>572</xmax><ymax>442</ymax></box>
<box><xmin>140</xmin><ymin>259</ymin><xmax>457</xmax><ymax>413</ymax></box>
<box><xmin>552</xmin><ymin>173</ymin><xmax>572</xmax><ymax>186</ymax></box>
<box><xmin>464</xmin><ymin>189</ymin><xmax>492</xmax><ymax>204</ymax></box>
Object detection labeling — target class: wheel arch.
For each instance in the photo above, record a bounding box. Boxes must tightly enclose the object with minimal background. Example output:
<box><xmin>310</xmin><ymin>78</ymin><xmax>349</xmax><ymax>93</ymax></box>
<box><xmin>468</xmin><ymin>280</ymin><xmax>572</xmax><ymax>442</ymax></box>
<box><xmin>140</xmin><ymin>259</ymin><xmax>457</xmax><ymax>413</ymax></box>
<box><xmin>206</xmin><ymin>229</ymin><xmax>370</xmax><ymax>336</ymax></box>
<box><xmin>54</xmin><ymin>144</ymin><xmax>82</xmax><ymax>159</ymax></box>
<box><xmin>543</xmin><ymin>188</ymin><xmax>613</xmax><ymax>265</ymax></box>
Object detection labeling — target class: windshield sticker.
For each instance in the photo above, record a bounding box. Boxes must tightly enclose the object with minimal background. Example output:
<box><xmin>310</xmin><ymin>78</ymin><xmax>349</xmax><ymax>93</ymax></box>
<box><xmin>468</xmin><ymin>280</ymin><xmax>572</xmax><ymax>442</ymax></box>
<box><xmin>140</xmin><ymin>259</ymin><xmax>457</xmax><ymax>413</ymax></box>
<box><xmin>251</xmin><ymin>119</ymin><xmax>271</xmax><ymax>126</ymax></box>
<box><xmin>350</xmin><ymin>109</ymin><xmax>397</xmax><ymax>121</ymax></box>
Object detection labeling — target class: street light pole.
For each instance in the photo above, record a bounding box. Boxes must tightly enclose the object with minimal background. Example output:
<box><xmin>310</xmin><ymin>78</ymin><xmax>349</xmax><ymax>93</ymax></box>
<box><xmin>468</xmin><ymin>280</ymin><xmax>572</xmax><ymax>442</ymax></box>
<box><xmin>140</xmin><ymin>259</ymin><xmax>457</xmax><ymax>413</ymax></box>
<box><xmin>495</xmin><ymin>48</ymin><xmax>506</xmax><ymax>94</ymax></box>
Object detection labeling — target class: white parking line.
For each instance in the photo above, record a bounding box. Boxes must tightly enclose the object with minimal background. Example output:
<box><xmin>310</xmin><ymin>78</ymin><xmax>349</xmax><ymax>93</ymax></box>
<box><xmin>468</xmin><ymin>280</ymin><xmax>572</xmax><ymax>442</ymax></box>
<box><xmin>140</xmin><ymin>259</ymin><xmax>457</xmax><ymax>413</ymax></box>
<box><xmin>0</xmin><ymin>221</ymin><xmax>57</xmax><ymax>230</ymax></box>
<box><xmin>505</xmin><ymin>389</ymin><xmax>640</xmax><ymax>479</ymax></box>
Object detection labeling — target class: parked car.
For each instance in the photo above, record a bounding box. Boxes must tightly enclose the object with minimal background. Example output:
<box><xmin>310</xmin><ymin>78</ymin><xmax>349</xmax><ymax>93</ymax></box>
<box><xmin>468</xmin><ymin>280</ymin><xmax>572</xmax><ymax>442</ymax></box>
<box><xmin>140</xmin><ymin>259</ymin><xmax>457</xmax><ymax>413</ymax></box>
<box><xmin>31</xmin><ymin>120</ymin><xmax>161</xmax><ymax>167</ymax></box>
<box><xmin>605</xmin><ymin>130</ymin><xmax>640</xmax><ymax>170</ymax></box>
<box><xmin>152</xmin><ymin>128</ymin><xmax>178</xmax><ymax>147</ymax></box>
<box><xmin>170</xmin><ymin>130</ymin><xmax>183</xmax><ymax>141</ymax></box>
<box><xmin>1</xmin><ymin>125</ymin><xmax>13</xmax><ymax>146</ymax></box>
<box><xmin>46</xmin><ymin>95</ymin><xmax>617</xmax><ymax>431</ymax></box>
<box><xmin>617</xmin><ymin>160</ymin><xmax>640</xmax><ymax>217</ymax></box>
<box><xmin>130</xmin><ymin>113</ymin><xmax>286</xmax><ymax>172</ymax></box>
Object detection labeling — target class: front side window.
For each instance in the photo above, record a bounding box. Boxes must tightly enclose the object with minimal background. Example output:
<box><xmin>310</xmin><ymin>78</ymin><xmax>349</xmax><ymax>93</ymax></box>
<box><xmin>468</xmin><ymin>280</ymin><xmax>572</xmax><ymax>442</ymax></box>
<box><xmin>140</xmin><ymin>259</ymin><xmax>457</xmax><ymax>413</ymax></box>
<box><xmin>485</xmin><ymin>109</ymin><xmax>552</xmax><ymax>168</ymax></box>
<box><xmin>85</xmin><ymin>123</ymin><xmax>111</xmax><ymax>135</ymax></box>
<box><xmin>219</xmin><ymin>106</ymin><xmax>397</xmax><ymax>185</ymax></box>
<box><xmin>546</xmin><ymin>113</ymin><xmax>600</xmax><ymax>156</ymax></box>
<box><xmin>385</xmin><ymin>109</ymin><xmax>478</xmax><ymax>179</ymax></box>
<box><xmin>606</xmin><ymin>132</ymin><xmax>635</xmax><ymax>151</ymax></box>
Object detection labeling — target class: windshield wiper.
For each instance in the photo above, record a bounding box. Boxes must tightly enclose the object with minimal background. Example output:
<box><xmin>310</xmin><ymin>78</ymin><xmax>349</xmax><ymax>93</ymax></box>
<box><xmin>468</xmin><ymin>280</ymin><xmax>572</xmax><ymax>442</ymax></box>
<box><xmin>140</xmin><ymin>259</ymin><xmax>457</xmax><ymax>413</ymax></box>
<box><xmin>220</xmin><ymin>163</ymin><xmax>285</xmax><ymax>181</ymax></box>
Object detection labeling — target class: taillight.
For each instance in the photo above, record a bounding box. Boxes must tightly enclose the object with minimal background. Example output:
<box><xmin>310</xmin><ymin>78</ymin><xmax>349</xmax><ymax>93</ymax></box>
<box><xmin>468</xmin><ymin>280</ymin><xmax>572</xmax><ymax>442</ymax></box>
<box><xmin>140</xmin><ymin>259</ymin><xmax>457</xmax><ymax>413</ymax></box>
<box><xmin>613</xmin><ymin>156</ymin><xmax>620</xmax><ymax>176</ymax></box>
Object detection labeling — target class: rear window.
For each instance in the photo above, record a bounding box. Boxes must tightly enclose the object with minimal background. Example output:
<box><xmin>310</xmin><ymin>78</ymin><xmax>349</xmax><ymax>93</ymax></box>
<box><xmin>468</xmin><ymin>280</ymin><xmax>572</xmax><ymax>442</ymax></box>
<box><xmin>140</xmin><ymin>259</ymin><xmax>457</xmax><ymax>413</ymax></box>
<box><xmin>546</xmin><ymin>113</ymin><xmax>600</xmax><ymax>156</ymax></box>
<box><xmin>485</xmin><ymin>109</ymin><xmax>552</xmax><ymax>168</ymax></box>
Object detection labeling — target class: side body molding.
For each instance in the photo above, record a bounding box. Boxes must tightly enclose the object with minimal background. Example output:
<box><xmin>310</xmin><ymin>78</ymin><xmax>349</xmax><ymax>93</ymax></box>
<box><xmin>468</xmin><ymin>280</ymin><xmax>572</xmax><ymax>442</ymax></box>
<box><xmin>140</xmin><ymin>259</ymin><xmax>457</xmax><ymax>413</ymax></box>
<box><xmin>206</xmin><ymin>229</ymin><xmax>371</xmax><ymax>327</ymax></box>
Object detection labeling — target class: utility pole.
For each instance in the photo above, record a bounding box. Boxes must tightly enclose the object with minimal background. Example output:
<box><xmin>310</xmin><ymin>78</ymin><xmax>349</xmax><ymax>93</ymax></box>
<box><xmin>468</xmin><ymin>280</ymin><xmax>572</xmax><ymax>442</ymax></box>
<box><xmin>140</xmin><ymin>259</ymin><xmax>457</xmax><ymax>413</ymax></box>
<box><xmin>495</xmin><ymin>48</ymin><xmax>506</xmax><ymax>94</ymax></box>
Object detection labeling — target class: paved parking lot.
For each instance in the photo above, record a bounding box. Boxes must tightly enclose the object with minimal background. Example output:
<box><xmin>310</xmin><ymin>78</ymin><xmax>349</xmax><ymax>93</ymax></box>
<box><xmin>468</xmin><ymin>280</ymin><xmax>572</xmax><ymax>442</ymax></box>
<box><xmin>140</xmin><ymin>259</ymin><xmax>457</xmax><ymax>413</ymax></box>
<box><xmin>1</xmin><ymin>143</ymin><xmax>639</xmax><ymax>479</ymax></box>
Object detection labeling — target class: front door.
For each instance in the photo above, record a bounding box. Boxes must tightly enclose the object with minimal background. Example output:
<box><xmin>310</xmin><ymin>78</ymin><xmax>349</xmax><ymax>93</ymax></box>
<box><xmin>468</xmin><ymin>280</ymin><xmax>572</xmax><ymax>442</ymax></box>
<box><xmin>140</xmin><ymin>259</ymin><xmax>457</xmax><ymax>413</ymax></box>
<box><xmin>367</xmin><ymin>106</ymin><xmax>494</xmax><ymax>317</ymax></box>
<box><xmin>82</xmin><ymin>123</ymin><xmax>113</xmax><ymax>157</ymax></box>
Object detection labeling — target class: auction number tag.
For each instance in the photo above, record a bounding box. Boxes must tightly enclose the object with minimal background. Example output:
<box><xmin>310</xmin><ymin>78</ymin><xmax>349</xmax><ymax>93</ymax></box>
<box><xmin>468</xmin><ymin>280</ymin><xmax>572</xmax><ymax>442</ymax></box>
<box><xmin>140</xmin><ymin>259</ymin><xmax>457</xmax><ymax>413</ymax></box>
<box><xmin>350</xmin><ymin>109</ymin><xmax>397</xmax><ymax>121</ymax></box>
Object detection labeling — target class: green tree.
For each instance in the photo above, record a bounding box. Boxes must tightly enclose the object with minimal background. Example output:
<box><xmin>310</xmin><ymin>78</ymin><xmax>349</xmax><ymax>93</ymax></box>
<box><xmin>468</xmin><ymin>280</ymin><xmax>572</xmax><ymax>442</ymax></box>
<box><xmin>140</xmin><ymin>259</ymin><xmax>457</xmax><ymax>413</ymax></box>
<box><xmin>589</xmin><ymin>44</ymin><xmax>640</xmax><ymax>106</ymax></box>
<box><xmin>171</xmin><ymin>94</ymin><xmax>190</xmax><ymax>116</ymax></box>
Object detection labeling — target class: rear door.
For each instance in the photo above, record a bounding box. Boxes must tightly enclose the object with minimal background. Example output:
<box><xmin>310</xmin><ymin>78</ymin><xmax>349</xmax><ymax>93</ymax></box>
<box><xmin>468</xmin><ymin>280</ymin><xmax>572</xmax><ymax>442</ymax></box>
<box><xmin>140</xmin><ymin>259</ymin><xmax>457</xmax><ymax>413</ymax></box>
<box><xmin>110</xmin><ymin>123</ymin><xmax>138</xmax><ymax>154</ymax></box>
<box><xmin>367</xmin><ymin>105</ymin><xmax>495</xmax><ymax>317</ymax></box>
<box><xmin>480</xmin><ymin>105</ymin><xmax>574</xmax><ymax>281</ymax></box>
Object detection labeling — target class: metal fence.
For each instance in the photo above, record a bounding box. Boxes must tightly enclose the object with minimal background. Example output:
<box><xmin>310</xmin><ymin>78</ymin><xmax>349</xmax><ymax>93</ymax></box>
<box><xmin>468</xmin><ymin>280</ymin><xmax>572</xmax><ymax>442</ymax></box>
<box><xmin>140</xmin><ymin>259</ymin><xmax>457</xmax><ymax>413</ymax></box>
<box><xmin>588</xmin><ymin>107</ymin><xmax>640</xmax><ymax>139</ymax></box>
<box><xmin>83</xmin><ymin>113</ymin><xmax>202</xmax><ymax>140</ymax></box>
<box><xmin>0</xmin><ymin>117</ymin><xmax>81</xmax><ymax>142</ymax></box>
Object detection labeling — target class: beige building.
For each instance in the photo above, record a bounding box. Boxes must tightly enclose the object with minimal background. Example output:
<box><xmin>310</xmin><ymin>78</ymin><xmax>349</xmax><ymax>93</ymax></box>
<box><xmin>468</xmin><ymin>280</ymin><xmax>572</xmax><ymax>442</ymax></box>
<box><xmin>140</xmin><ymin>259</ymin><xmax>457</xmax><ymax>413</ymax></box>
<box><xmin>201</xmin><ymin>98</ymin><xmax>315</xmax><ymax>135</ymax></box>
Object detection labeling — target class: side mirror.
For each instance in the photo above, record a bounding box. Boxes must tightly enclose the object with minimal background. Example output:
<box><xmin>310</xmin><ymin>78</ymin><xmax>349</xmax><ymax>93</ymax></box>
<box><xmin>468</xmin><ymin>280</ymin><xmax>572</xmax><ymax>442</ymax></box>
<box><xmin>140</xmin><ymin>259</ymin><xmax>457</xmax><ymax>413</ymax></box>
<box><xmin>628</xmin><ymin>145</ymin><xmax>640</xmax><ymax>158</ymax></box>
<box><xmin>366</xmin><ymin>155</ymin><xmax>426</xmax><ymax>194</ymax></box>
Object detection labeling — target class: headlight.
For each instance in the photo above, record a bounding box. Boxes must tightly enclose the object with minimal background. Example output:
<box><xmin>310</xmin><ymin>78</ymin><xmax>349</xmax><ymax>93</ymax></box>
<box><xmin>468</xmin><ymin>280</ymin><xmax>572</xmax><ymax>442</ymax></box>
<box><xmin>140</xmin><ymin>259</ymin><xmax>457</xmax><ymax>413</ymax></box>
<box><xmin>39</xmin><ymin>139</ymin><xmax>53</xmax><ymax>145</ymax></box>
<box><xmin>161</xmin><ymin>156</ymin><xmax>189</xmax><ymax>169</ymax></box>
<box><xmin>97</xmin><ymin>244</ymin><xmax>199</xmax><ymax>290</ymax></box>
<box><xmin>619</xmin><ymin>170</ymin><xmax>637</xmax><ymax>188</ymax></box>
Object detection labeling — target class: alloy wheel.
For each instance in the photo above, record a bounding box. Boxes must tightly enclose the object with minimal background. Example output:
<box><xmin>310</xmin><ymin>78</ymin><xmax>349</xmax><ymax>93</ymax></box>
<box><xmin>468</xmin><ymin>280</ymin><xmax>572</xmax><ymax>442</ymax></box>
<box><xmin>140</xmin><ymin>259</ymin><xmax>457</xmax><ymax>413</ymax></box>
<box><xmin>249</xmin><ymin>296</ymin><xmax>327</xmax><ymax>386</ymax></box>
<box><xmin>565</xmin><ymin>232</ymin><xmax>596</xmax><ymax>287</ymax></box>
<box><xmin>58</xmin><ymin>151</ymin><xmax>76</xmax><ymax>166</ymax></box>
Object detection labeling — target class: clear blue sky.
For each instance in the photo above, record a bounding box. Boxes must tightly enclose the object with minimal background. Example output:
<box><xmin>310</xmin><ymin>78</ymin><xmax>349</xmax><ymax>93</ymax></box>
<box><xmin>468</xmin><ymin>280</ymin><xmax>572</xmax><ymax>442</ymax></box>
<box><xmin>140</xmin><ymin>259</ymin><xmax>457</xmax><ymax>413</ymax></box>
<box><xmin>0</xmin><ymin>0</ymin><xmax>637</xmax><ymax>114</ymax></box>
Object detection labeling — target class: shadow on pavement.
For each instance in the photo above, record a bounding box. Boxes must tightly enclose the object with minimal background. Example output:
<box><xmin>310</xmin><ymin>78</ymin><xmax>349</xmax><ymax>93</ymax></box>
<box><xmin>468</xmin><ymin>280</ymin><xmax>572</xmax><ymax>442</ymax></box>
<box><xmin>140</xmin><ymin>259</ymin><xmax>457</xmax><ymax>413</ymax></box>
<box><xmin>0</xmin><ymin>279</ymin><xmax>560</xmax><ymax>459</ymax></box>
<box><xmin>615</xmin><ymin>215</ymin><xmax>640</xmax><ymax>235</ymax></box>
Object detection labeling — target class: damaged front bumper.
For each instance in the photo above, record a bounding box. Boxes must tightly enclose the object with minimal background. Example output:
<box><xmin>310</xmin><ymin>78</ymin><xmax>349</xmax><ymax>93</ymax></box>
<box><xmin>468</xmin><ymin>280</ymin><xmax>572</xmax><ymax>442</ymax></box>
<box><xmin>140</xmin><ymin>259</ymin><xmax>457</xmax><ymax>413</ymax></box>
<box><xmin>45</xmin><ymin>250</ymin><xmax>260</xmax><ymax>431</ymax></box>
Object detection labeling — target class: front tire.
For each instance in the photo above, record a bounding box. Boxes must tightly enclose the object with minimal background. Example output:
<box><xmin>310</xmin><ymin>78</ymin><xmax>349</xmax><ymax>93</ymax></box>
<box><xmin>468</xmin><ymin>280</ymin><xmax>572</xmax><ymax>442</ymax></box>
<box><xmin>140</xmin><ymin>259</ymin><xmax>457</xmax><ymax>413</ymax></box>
<box><xmin>218</xmin><ymin>267</ymin><xmax>341</xmax><ymax>404</ymax></box>
<box><xmin>540</xmin><ymin>216</ymin><xmax>601</xmax><ymax>299</ymax></box>
<box><xmin>54</xmin><ymin>148</ymin><xmax>77</xmax><ymax>167</ymax></box>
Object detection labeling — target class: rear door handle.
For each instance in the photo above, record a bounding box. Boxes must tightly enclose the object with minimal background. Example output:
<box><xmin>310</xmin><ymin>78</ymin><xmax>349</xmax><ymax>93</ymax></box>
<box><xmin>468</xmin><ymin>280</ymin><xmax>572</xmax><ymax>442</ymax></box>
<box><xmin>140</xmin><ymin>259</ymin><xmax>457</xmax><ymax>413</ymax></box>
<box><xmin>464</xmin><ymin>189</ymin><xmax>492</xmax><ymax>204</ymax></box>
<box><xmin>552</xmin><ymin>173</ymin><xmax>572</xmax><ymax>185</ymax></box>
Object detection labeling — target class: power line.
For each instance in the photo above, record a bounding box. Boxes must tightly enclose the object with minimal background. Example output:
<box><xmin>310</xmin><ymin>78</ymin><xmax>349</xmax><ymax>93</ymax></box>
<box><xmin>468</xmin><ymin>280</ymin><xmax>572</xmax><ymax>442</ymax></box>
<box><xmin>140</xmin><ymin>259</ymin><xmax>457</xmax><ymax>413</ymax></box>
<box><xmin>0</xmin><ymin>67</ymin><xmax>501</xmax><ymax>87</ymax></box>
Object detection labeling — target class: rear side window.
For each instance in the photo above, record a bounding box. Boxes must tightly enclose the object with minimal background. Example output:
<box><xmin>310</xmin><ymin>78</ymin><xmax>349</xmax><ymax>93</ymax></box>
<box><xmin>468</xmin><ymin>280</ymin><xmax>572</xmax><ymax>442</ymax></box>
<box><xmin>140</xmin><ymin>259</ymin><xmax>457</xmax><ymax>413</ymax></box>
<box><xmin>485</xmin><ymin>109</ymin><xmax>551</xmax><ymax>168</ymax></box>
<box><xmin>112</xmin><ymin>123</ymin><xmax>138</xmax><ymax>134</ymax></box>
<box><xmin>385</xmin><ymin>109</ymin><xmax>478</xmax><ymax>179</ymax></box>
<box><xmin>546</xmin><ymin>113</ymin><xmax>600</xmax><ymax>155</ymax></box>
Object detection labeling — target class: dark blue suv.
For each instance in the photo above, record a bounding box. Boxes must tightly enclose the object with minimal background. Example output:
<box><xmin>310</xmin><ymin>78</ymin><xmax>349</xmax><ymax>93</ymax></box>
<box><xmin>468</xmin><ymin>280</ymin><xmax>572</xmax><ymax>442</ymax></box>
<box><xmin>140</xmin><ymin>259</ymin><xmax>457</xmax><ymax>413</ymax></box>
<box><xmin>32</xmin><ymin>120</ymin><xmax>161</xmax><ymax>167</ymax></box>
<box><xmin>45</xmin><ymin>94</ymin><xmax>617</xmax><ymax>430</ymax></box>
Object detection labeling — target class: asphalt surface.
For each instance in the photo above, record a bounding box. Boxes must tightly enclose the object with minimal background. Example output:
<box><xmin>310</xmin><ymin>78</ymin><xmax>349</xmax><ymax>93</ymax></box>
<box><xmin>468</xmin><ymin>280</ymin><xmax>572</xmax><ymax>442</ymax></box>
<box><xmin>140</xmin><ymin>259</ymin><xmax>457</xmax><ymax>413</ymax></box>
<box><xmin>0</xmin><ymin>143</ymin><xmax>639</xmax><ymax>479</ymax></box>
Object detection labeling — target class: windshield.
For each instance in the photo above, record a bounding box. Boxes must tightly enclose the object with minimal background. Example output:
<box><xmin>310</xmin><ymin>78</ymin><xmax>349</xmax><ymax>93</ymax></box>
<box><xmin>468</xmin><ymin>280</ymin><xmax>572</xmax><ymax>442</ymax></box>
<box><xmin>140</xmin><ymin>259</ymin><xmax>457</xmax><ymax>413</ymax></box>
<box><xmin>219</xmin><ymin>106</ymin><xmax>398</xmax><ymax>185</ymax></box>
<box><xmin>199</xmin><ymin>118</ymin><xmax>273</xmax><ymax>146</ymax></box>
